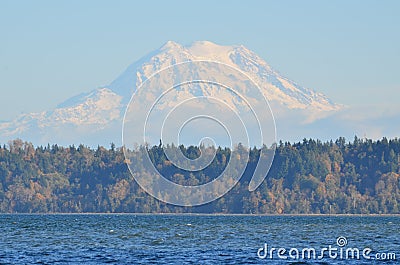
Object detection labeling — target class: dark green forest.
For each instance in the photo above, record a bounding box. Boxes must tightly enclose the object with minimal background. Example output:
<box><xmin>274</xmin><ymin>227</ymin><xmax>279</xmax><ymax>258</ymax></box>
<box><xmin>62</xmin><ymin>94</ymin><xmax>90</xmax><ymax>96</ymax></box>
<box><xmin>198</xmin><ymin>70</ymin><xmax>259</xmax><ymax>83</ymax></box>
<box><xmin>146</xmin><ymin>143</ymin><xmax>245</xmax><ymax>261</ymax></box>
<box><xmin>0</xmin><ymin>137</ymin><xmax>399</xmax><ymax>214</ymax></box>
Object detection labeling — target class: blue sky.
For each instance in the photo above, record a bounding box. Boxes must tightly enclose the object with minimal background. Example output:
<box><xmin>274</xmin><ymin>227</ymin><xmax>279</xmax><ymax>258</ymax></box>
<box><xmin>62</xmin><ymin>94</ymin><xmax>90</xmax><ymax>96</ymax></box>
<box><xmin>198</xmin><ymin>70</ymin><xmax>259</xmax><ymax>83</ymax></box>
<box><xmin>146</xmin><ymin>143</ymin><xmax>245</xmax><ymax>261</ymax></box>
<box><xmin>1</xmin><ymin>0</ymin><xmax>399</xmax><ymax>121</ymax></box>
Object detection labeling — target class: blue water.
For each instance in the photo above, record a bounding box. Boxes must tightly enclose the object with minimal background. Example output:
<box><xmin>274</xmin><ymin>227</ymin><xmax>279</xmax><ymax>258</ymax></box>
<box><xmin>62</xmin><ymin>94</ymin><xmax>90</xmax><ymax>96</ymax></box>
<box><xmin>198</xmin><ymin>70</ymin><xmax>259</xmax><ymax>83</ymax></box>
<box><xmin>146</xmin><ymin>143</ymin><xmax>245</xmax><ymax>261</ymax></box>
<box><xmin>0</xmin><ymin>214</ymin><xmax>398</xmax><ymax>264</ymax></box>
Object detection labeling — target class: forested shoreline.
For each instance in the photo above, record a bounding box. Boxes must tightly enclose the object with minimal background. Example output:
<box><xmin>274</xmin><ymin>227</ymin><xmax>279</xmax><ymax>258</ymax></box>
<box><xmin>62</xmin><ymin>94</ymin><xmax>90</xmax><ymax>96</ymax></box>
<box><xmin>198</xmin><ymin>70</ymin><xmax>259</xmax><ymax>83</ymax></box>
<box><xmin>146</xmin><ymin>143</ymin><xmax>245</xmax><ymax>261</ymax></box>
<box><xmin>0</xmin><ymin>137</ymin><xmax>399</xmax><ymax>214</ymax></box>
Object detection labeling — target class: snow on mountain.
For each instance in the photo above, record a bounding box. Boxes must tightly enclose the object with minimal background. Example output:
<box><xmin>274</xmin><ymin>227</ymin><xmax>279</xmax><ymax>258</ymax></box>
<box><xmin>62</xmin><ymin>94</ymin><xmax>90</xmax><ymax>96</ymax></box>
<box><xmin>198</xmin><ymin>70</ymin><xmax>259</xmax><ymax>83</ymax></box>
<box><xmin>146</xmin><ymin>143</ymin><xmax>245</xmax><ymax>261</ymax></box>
<box><xmin>110</xmin><ymin>40</ymin><xmax>341</xmax><ymax>111</ymax></box>
<box><xmin>50</xmin><ymin>88</ymin><xmax>122</xmax><ymax>125</ymax></box>
<box><xmin>0</xmin><ymin>88</ymin><xmax>122</xmax><ymax>145</ymax></box>
<box><xmin>0</xmin><ymin>41</ymin><xmax>342</xmax><ymax>146</ymax></box>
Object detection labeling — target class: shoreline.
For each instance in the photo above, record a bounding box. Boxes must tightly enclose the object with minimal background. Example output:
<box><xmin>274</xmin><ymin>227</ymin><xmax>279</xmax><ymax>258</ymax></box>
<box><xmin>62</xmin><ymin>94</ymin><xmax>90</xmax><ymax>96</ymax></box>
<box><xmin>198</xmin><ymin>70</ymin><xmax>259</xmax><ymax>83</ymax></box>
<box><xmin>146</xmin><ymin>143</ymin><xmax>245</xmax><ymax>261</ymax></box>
<box><xmin>1</xmin><ymin>212</ymin><xmax>399</xmax><ymax>217</ymax></box>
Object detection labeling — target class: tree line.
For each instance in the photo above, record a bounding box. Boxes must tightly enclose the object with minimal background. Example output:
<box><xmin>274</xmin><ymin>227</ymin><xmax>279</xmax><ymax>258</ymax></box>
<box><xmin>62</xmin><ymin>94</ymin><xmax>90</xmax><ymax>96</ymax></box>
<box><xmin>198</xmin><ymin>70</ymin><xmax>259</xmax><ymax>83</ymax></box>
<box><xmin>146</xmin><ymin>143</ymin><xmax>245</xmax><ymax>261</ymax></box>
<box><xmin>0</xmin><ymin>137</ymin><xmax>399</xmax><ymax>214</ymax></box>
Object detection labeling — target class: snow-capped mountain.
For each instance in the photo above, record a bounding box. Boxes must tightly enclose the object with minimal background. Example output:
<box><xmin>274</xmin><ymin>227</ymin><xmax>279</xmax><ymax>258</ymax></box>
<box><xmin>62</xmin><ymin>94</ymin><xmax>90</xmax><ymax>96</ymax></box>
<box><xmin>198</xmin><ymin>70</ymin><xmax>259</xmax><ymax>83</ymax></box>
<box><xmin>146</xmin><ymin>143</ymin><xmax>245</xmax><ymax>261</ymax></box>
<box><xmin>0</xmin><ymin>41</ymin><xmax>343</xmax><ymax>146</ymax></box>
<box><xmin>110</xmin><ymin>40</ymin><xmax>340</xmax><ymax>111</ymax></box>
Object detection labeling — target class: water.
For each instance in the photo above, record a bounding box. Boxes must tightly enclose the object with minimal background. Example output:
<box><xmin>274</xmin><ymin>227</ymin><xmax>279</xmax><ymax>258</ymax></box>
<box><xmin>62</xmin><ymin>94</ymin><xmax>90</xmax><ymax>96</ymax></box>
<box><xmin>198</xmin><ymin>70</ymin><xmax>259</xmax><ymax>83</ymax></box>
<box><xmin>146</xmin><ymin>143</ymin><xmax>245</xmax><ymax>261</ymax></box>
<box><xmin>0</xmin><ymin>214</ymin><xmax>398</xmax><ymax>264</ymax></box>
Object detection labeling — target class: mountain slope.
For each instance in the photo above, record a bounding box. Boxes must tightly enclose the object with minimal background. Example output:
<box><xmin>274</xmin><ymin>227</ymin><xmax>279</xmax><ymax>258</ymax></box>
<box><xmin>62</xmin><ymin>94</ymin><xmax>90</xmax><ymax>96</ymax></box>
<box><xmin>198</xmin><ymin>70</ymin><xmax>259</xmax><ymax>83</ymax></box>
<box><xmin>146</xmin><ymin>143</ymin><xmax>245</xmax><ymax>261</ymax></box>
<box><xmin>0</xmin><ymin>41</ymin><xmax>342</xmax><ymax>146</ymax></box>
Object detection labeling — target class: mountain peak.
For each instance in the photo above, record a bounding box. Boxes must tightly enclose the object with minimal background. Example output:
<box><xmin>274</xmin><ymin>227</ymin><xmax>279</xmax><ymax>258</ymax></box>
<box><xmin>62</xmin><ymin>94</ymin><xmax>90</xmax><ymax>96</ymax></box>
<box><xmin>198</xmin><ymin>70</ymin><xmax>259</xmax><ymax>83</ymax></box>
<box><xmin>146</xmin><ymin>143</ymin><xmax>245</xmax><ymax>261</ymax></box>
<box><xmin>189</xmin><ymin>40</ymin><xmax>226</xmax><ymax>48</ymax></box>
<box><xmin>160</xmin><ymin>40</ymin><xmax>183</xmax><ymax>50</ymax></box>
<box><xmin>186</xmin><ymin>41</ymin><xmax>234</xmax><ymax>61</ymax></box>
